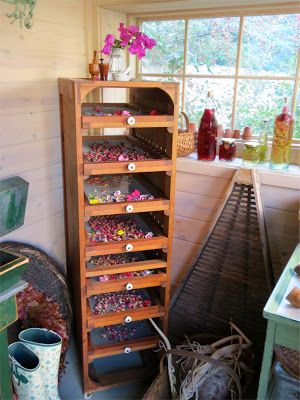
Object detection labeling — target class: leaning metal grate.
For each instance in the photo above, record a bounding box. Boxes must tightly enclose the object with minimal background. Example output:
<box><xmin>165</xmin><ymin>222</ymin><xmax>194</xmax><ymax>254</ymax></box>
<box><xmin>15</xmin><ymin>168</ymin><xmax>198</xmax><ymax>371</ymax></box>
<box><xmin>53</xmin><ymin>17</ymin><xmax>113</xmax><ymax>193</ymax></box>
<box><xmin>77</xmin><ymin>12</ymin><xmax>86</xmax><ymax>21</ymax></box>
<box><xmin>169</xmin><ymin>169</ymin><xmax>274</xmax><ymax>352</ymax></box>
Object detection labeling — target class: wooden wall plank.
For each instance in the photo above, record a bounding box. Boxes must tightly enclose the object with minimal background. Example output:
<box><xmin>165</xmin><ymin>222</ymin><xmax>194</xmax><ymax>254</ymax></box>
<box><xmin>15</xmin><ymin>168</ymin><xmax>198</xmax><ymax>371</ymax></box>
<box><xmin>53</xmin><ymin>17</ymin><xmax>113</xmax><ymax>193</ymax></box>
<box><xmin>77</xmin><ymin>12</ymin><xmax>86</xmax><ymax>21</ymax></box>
<box><xmin>0</xmin><ymin>138</ymin><xmax>61</xmax><ymax>177</ymax></box>
<box><xmin>264</xmin><ymin>208</ymin><xmax>298</xmax><ymax>238</ymax></box>
<box><xmin>174</xmin><ymin>190</ymin><xmax>221</xmax><ymax>221</ymax></box>
<box><xmin>44</xmin><ymin>234</ymin><xmax>66</xmax><ymax>273</ymax></box>
<box><xmin>16</xmin><ymin>164</ymin><xmax>63</xmax><ymax>198</ymax></box>
<box><xmin>0</xmin><ymin>51</ymin><xmax>86</xmax><ymax>83</ymax></box>
<box><xmin>0</xmin><ymin>111</ymin><xmax>60</xmax><ymax>147</ymax></box>
<box><xmin>24</xmin><ymin>188</ymin><xmax>64</xmax><ymax>226</ymax></box>
<box><xmin>0</xmin><ymin>16</ymin><xmax>86</xmax><ymax>55</ymax></box>
<box><xmin>0</xmin><ymin>83</ymin><xmax>59</xmax><ymax>115</ymax></box>
<box><xmin>2</xmin><ymin>213</ymin><xmax>64</xmax><ymax>246</ymax></box>
<box><xmin>261</xmin><ymin>185</ymin><xmax>299</xmax><ymax>212</ymax></box>
<box><xmin>173</xmin><ymin>215</ymin><xmax>210</xmax><ymax>244</ymax></box>
<box><xmin>0</xmin><ymin>0</ymin><xmax>85</xmax><ymax>26</ymax></box>
<box><xmin>176</xmin><ymin>171</ymin><xmax>230</xmax><ymax>199</ymax></box>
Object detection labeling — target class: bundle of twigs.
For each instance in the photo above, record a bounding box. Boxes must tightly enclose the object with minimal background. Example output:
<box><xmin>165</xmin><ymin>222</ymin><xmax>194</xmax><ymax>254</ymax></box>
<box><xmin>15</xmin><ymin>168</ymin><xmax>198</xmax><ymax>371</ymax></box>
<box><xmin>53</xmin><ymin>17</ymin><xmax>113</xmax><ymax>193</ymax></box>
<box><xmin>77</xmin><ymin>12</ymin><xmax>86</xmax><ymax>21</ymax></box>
<box><xmin>148</xmin><ymin>320</ymin><xmax>253</xmax><ymax>400</ymax></box>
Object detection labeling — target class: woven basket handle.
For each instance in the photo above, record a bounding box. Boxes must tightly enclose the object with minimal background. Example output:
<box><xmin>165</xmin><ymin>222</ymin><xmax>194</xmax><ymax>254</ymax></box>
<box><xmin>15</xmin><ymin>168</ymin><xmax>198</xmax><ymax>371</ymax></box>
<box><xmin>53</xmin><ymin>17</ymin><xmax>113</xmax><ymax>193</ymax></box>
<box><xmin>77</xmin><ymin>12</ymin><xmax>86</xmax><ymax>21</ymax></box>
<box><xmin>180</xmin><ymin>111</ymin><xmax>190</xmax><ymax>132</ymax></box>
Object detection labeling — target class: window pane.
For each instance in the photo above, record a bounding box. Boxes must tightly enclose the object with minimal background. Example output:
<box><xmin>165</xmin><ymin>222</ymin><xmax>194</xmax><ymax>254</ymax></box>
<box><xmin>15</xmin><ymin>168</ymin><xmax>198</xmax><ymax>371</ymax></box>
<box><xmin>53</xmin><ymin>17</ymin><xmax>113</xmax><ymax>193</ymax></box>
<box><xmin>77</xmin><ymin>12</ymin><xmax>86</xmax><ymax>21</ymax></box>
<box><xmin>187</xmin><ymin>17</ymin><xmax>239</xmax><ymax>75</ymax></box>
<box><xmin>236</xmin><ymin>80</ymin><xmax>295</xmax><ymax>134</ymax></box>
<box><xmin>184</xmin><ymin>78</ymin><xmax>234</xmax><ymax>127</ymax></box>
<box><xmin>240</xmin><ymin>14</ymin><xmax>299</xmax><ymax>76</ymax></box>
<box><xmin>294</xmin><ymin>86</ymin><xmax>300</xmax><ymax>139</ymax></box>
<box><xmin>141</xmin><ymin>20</ymin><xmax>185</xmax><ymax>74</ymax></box>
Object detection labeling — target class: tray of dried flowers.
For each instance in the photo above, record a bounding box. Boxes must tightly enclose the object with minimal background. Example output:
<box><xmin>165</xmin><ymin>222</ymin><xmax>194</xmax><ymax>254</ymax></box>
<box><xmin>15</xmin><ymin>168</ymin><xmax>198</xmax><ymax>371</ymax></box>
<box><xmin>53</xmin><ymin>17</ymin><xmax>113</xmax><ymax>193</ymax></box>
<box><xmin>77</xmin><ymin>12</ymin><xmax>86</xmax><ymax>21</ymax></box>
<box><xmin>81</xmin><ymin>103</ymin><xmax>174</xmax><ymax>129</ymax></box>
<box><xmin>82</xmin><ymin>136</ymin><xmax>173</xmax><ymax>175</ymax></box>
<box><xmin>84</xmin><ymin>174</ymin><xmax>169</xmax><ymax>216</ymax></box>
<box><xmin>86</xmin><ymin>252</ymin><xmax>167</xmax><ymax>295</ymax></box>
<box><xmin>85</xmin><ymin>214</ymin><xmax>168</xmax><ymax>257</ymax></box>
<box><xmin>87</xmin><ymin>288</ymin><xmax>164</xmax><ymax>329</ymax></box>
<box><xmin>87</xmin><ymin>320</ymin><xmax>159</xmax><ymax>360</ymax></box>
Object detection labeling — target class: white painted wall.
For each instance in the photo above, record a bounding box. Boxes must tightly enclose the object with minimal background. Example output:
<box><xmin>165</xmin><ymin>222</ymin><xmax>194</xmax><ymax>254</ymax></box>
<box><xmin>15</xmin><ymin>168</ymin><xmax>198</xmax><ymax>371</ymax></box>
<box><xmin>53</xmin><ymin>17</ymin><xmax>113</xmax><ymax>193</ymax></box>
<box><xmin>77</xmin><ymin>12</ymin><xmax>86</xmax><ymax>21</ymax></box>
<box><xmin>0</xmin><ymin>0</ymin><xmax>88</xmax><ymax>272</ymax></box>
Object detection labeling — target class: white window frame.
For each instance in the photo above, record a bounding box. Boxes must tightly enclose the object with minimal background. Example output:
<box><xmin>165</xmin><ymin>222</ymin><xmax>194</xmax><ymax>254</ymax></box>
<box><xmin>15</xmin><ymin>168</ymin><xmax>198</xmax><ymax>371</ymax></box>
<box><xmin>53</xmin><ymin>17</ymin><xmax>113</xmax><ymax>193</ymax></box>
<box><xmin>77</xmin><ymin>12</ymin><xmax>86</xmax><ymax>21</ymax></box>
<box><xmin>137</xmin><ymin>11</ymin><xmax>300</xmax><ymax>144</ymax></box>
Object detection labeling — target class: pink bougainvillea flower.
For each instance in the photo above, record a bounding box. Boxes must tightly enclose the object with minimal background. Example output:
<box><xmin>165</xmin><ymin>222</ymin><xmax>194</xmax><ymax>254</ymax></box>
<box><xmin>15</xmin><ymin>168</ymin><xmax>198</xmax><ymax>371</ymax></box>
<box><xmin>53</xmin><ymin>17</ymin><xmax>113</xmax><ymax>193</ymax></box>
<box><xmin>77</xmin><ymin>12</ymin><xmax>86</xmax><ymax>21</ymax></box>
<box><xmin>126</xmin><ymin>194</ymin><xmax>133</xmax><ymax>201</ymax></box>
<box><xmin>131</xmin><ymin>189</ymin><xmax>141</xmax><ymax>199</ymax></box>
<box><xmin>121</xmin><ymin>110</ymin><xmax>131</xmax><ymax>116</ymax></box>
<box><xmin>128</xmin><ymin>36</ymin><xmax>146</xmax><ymax>59</ymax></box>
<box><xmin>127</xmin><ymin>24</ymin><xmax>139</xmax><ymax>35</ymax></box>
<box><xmin>118</xmin><ymin>22</ymin><xmax>131</xmax><ymax>46</ymax></box>
<box><xmin>142</xmin><ymin>34</ymin><xmax>157</xmax><ymax>49</ymax></box>
<box><xmin>105</xmin><ymin>34</ymin><xmax>115</xmax><ymax>46</ymax></box>
<box><xmin>102</xmin><ymin>44</ymin><xmax>113</xmax><ymax>55</ymax></box>
<box><xmin>114</xmin><ymin>110</ymin><xmax>122</xmax><ymax>116</ymax></box>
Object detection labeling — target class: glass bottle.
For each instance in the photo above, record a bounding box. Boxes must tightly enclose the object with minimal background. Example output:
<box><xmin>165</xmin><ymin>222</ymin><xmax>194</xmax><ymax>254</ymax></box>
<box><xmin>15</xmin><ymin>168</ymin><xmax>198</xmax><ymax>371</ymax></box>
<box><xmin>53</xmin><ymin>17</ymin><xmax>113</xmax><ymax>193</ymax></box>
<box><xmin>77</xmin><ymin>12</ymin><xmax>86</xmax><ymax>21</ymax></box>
<box><xmin>258</xmin><ymin>120</ymin><xmax>268</xmax><ymax>163</ymax></box>
<box><xmin>270</xmin><ymin>98</ymin><xmax>294</xmax><ymax>170</ymax></box>
<box><xmin>197</xmin><ymin>91</ymin><xmax>218</xmax><ymax>161</ymax></box>
<box><xmin>109</xmin><ymin>47</ymin><xmax>123</xmax><ymax>73</ymax></box>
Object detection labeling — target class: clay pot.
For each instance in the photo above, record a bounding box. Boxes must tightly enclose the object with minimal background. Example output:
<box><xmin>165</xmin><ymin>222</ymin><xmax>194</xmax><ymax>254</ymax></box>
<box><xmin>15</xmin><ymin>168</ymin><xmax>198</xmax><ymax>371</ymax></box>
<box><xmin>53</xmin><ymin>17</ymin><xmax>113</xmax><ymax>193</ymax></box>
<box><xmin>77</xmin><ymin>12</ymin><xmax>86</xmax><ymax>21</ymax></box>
<box><xmin>242</xmin><ymin>127</ymin><xmax>252</xmax><ymax>141</ymax></box>
<box><xmin>233</xmin><ymin>129</ymin><xmax>241</xmax><ymax>139</ymax></box>
<box><xmin>286</xmin><ymin>287</ymin><xmax>300</xmax><ymax>308</ymax></box>
<box><xmin>223</xmin><ymin>129</ymin><xmax>232</xmax><ymax>138</ymax></box>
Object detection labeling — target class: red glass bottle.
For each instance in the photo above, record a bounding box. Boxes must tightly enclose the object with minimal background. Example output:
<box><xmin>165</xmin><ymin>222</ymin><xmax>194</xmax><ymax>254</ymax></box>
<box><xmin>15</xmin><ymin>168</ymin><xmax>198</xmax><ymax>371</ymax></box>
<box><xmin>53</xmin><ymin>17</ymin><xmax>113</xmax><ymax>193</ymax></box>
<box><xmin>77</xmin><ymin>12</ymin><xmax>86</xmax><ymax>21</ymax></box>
<box><xmin>197</xmin><ymin>91</ymin><xmax>218</xmax><ymax>161</ymax></box>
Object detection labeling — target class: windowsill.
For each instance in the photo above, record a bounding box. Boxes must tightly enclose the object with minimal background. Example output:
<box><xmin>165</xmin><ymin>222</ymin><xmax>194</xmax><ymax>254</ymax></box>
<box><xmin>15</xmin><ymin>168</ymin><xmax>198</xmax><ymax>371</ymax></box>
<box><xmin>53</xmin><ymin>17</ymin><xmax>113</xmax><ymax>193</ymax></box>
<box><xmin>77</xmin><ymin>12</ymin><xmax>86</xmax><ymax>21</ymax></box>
<box><xmin>177</xmin><ymin>153</ymin><xmax>300</xmax><ymax>190</ymax></box>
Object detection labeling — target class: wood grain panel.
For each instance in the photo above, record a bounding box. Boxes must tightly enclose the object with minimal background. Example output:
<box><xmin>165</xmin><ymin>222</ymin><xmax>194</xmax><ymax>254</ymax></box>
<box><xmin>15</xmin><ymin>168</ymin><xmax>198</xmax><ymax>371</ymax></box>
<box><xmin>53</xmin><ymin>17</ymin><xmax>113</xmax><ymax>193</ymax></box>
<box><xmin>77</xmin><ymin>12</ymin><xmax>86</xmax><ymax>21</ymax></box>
<box><xmin>174</xmin><ymin>191</ymin><xmax>221</xmax><ymax>221</ymax></box>
<box><xmin>261</xmin><ymin>185</ymin><xmax>299</xmax><ymax>212</ymax></box>
<box><xmin>172</xmin><ymin>238</ymin><xmax>199</xmax><ymax>265</ymax></box>
<box><xmin>0</xmin><ymin>51</ymin><xmax>86</xmax><ymax>83</ymax></box>
<box><xmin>0</xmin><ymin>83</ymin><xmax>59</xmax><ymax>115</ymax></box>
<box><xmin>0</xmin><ymin>0</ymin><xmax>85</xmax><ymax>26</ymax></box>
<box><xmin>0</xmin><ymin>138</ymin><xmax>61</xmax><ymax>177</ymax></box>
<box><xmin>19</xmin><ymin>164</ymin><xmax>63</xmax><ymax>198</ymax></box>
<box><xmin>24</xmin><ymin>188</ymin><xmax>64</xmax><ymax>226</ymax></box>
<box><xmin>264</xmin><ymin>208</ymin><xmax>298</xmax><ymax>238</ymax></box>
<box><xmin>176</xmin><ymin>171</ymin><xmax>230</xmax><ymax>198</ymax></box>
<box><xmin>2</xmin><ymin>212</ymin><xmax>64</xmax><ymax>246</ymax></box>
<box><xmin>173</xmin><ymin>215</ymin><xmax>210</xmax><ymax>244</ymax></box>
<box><xmin>0</xmin><ymin>16</ymin><xmax>85</xmax><ymax>55</ymax></box>
<box><xmin>0</xmin><ymin>111</ymin><xmax>60</xmax><ymax>147</ymax></box>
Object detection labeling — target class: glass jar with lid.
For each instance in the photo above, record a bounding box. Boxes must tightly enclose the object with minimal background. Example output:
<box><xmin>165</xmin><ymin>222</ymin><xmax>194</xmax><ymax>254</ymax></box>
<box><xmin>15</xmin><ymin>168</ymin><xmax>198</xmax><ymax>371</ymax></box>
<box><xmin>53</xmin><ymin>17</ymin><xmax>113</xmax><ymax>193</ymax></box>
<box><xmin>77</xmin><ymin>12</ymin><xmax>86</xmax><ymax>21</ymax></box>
<box><xmin>219</xmin><ymin>138</ymin><xmax>236</xmax><ymax>161</ymax></box>
<box><xmin>242</xmin><ymin>142</ymin><xmax>260</xmax><ymax>167</ymax></box>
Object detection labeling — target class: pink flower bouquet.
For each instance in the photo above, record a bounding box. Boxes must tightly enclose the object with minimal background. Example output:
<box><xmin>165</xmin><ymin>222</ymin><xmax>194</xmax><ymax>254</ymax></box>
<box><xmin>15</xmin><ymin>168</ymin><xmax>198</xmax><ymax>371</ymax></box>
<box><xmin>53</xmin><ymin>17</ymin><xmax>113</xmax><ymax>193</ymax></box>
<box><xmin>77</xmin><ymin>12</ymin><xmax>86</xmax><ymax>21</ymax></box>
<box><xmin>102</xmin><ymin>22</ymin><xmax>156</xmax><ymax>60</ymax></box>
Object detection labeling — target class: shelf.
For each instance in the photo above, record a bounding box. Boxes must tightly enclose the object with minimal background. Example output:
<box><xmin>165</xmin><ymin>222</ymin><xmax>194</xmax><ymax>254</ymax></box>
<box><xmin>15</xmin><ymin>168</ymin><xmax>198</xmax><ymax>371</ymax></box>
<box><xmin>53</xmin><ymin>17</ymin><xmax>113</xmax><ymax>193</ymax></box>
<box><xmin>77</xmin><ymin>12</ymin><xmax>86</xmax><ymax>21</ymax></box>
<box><xmin>83</xmin><ymin>136</ymin><xmax>173</xmax><ymax>175</ymax></box>
<box><xmin>86</xmin><ymin>258</ymin><xmax>167</xmax><ymax>277</ymax></box>
<box><xmin>81</xmin><ymin>103</ymin><xmax>174</xmax><ymax>128</ymax></box>
<box><xmin>86</xmin><ymin>272</ymin><xmax>167</xmax><ymax>295</ymax></box>
<box><xmin>87</xmin><ymin>289</ymin><xmax>164</xmax><ymax>329</ymax></box>
<box><xmin>84</xmin><ymin>214</ymin><xmax>168</xmax><ymax>256</ymax></box>
<box><xmin>87</xmin><ymin>320</ymin><xmax>158</xmax><ymax>360</ymax></box>
<box><xmin>87</xmin><ymin>350</ymin><xmax>157</xmax><ymax>391</ymax></box>
<box><xmin>84</xmin><ymin>174</ymin><xmax>169</xmax><ymax>216</ymax></box>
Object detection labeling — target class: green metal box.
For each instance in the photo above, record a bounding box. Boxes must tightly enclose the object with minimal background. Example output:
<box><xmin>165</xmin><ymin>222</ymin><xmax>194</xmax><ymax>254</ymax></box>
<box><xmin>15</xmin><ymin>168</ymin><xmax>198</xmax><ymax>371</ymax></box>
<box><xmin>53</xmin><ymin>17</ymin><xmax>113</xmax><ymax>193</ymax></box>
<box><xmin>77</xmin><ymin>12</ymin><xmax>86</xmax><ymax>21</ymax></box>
<box><xmin>0</xmin><ymin>177</ymin><xmax>29</xmax><ymax>236</ymax></box>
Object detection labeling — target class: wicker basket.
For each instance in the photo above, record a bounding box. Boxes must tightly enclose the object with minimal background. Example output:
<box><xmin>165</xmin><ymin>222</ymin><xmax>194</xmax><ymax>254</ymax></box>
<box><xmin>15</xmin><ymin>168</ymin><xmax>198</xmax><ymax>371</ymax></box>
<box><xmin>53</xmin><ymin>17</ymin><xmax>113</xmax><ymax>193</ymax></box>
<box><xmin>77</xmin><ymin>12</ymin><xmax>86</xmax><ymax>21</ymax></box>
<box><xmin>177</xmin><ymin>112</ymin><xmax>195</xmax><ymax>157</ymax></box>
<box><xmin>274</xmin><ymin>345</ymin><xmax>300</xmax><ymax>379</ymax></box>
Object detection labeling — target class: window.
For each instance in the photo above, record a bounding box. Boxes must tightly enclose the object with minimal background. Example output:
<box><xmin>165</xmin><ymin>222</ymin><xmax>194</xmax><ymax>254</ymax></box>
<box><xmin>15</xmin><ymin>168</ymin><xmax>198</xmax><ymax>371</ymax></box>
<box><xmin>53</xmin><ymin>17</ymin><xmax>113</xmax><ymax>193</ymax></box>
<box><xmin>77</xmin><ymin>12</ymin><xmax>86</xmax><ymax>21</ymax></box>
<box><xmin>139</xmin><ymin>14</ymin><xmax>300</xmax><ymax>138</ymax></box>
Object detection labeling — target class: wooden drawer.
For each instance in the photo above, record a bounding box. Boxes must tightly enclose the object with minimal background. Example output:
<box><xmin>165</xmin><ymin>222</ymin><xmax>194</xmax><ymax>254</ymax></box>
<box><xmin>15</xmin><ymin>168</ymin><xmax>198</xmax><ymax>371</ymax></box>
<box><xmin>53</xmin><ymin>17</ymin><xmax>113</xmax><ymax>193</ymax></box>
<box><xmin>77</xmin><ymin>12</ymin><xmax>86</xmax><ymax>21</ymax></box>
<box><xmin>82</xmin><ymin>115</ymin><xmax>174</xmax><ymax>129</ymax></box>
<box><xmin>86</xmin><ymin>272</ymin><xmax>167</xmax><ymax>296</ymax></box>
<box><xmin>87</xmin><ymin>302</ymin><xmax>164</xmax><ymax>330</ymax></box>
<box><xmin>85</xmin><ymin>198</ymin><xmax>170</xmax><ymax>216</ymax></box>
<box><xmin>85</xmin><ymin>236</ymin><xmax>168</xmax><ymax>257</ymax></box>
<box><xmin>88</xmin><ymin>336</ymin><xmax>159</xmax><ymax>361</ymax></box>
<box><xmin>84</xmin><ymin>159</ymin><xmax>173</xmax><ymax>175</ymax></box>
<box><xmin>87</xmin><ymin>319</ymin><xmax>159</xmax><ymax>360</ymax></box>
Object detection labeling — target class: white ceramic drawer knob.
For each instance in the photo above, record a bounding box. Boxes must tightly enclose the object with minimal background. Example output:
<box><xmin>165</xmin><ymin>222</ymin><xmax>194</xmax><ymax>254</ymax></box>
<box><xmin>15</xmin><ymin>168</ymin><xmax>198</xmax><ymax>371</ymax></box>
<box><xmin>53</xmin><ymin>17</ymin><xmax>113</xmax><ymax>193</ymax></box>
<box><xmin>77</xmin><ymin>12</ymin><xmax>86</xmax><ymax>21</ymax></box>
<box><xmin>127</xmin><ymin>163</ymin><xmax>136</xmax><ymax>171</ymax></box>
<box><xmin>126</xmin><ymin>204</ymin><xmax>134</xmax><ymax>213</ymax></box>
<box><xmin>124</xmin><ymin>346</ymin><xmax>131</xmax><ymax>354</ymax></box>
<box><xmin>125</xmin><ymin>282</ymin><xmax>133</xmax><ymax>290</ymax></box>
<box><xmin>127</xmin><ymin>116</ymin><xmax>136</xmax><ymax>125</ymax></box>
<box><xmin>124</xmin><ymin>316</ymin><xmax>132</xmax><ymax>323</ymax></box>
<box><xmin>125</xmin><ymin>243</ymin><xmax>133</xmax><ymax>252</ymax></box>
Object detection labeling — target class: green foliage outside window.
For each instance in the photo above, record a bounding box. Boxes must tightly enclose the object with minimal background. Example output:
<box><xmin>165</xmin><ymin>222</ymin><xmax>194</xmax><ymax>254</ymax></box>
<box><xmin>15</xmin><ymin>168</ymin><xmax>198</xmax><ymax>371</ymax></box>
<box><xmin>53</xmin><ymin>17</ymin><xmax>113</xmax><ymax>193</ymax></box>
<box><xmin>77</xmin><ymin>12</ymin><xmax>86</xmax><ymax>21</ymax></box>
<box><xmin>141</xmin><ymin>15</ymin><xmax>300</xmax><ymax>138</ymax></box>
